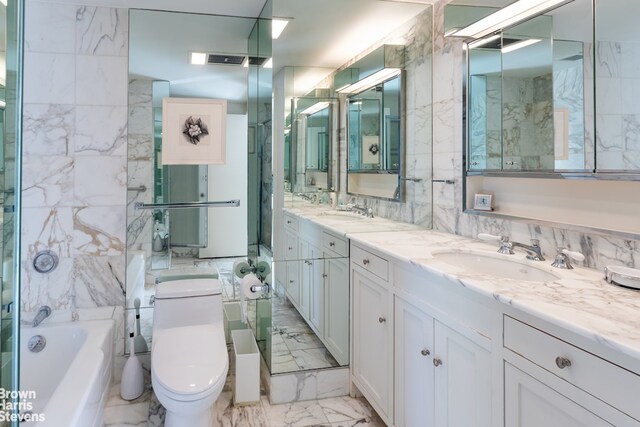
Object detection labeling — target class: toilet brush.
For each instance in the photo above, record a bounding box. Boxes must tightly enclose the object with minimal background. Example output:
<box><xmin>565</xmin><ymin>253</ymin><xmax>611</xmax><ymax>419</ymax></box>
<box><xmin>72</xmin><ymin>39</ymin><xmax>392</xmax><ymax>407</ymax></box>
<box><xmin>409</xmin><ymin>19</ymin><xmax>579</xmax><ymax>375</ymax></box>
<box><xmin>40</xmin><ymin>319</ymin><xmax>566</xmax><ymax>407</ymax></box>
<box><xmin>133</xmin><ymin>298</ymin><xmax>149</xmax><ymax>353</ymax></box>
<box><xmin>121</xmin><ymin>313</ymin><xmax>144</xmax><ymax>400</ymax></box>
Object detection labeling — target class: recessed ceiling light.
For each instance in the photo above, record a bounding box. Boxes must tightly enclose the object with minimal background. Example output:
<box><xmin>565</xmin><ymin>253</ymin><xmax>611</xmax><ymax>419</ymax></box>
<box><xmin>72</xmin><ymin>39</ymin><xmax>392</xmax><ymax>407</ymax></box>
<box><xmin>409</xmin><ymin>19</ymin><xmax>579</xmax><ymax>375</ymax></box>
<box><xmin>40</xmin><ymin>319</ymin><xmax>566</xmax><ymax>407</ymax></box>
<box><xmin>272</xmin><ymin>19</ymin><xmax>289</xmax><ymax>39</ymax></box>
<box><xmin>263</xmin><ymin>57</ymin><xmax>273</xmax><ymax>69</ymax></box>
<box><xmin>189</xmin><ymin>52</ymin><xmax>207</xmax><ymax>65</ymax></box>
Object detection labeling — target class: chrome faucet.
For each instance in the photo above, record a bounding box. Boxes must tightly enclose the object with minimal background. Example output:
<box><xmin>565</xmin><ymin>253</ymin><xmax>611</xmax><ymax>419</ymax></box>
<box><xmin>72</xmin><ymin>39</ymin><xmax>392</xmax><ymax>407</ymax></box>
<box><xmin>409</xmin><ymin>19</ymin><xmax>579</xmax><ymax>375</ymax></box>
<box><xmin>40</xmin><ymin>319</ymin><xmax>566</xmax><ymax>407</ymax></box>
<box><xmin>350</xmin><ymin>204</ymin><xmax>374</xmax><ymax>218</ymax></box>
<box><xmin>511</xmin><ymin>239</ymin><xmax>545</xmax><ymax>261</ymax></box>
<box><xmin>32</xmin><ymin>306</ymin><xmax>51</xmax><ymax>327</ymax></box>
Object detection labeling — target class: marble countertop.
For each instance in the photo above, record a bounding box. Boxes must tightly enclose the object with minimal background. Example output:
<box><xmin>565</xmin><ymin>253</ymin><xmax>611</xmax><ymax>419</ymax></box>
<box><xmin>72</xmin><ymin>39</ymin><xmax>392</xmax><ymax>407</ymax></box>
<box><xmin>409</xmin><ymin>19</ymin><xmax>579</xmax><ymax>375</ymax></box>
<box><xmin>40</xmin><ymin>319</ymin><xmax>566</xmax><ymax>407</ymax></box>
<box><xmin>347</xmin><ymin>229</ymin><xmax>640</xmax><ymax>363</ymax></box>
<box><xmin>283</xmin><ymin>206</ymin><xmax>425</xmax><ymax>236</ymax></box>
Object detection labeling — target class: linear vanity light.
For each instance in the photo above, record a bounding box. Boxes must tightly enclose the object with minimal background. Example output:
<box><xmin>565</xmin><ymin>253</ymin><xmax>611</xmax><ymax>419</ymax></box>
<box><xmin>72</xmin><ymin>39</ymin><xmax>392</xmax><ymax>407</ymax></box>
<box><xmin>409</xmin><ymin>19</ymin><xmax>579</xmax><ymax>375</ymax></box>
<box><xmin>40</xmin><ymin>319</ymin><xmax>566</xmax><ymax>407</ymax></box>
<box><xmin>502</xmin><ymin>38</ymin><xmax>542</xmax><ymax>53</ymax></box>
<box><xmin>300</xmin><ymin>101</ymin><xmax>330</xmax><ymax>116</ymax></box>
<box><xmin>468</xmin><ymin>34</ymin><xmax>501</xmax><ymax>49</ymax></box>
<box><xmin>337</xmin><ymin>68</ymin><xmax>401</xmax><ymax>94</ymax></box>
<box><xmin>451</xmin><ymin>0</ymin><xmax>571</xmax><ymax>39</ymax></box>
<box><xmin>272</xmin><ymin>18</ymin><xmax>289</xmax><ymax>39</ymax></box>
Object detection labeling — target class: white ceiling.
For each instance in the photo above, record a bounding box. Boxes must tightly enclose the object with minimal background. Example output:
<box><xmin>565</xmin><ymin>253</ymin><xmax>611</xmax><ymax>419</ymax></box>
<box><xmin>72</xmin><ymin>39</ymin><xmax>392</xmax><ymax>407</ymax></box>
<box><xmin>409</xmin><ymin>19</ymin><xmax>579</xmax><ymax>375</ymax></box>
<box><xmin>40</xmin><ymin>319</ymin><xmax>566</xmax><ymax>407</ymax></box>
<box><xmin>128</xmin><ymin>0</ymin><xmax>434</xmax><ymax>107</ymax></box>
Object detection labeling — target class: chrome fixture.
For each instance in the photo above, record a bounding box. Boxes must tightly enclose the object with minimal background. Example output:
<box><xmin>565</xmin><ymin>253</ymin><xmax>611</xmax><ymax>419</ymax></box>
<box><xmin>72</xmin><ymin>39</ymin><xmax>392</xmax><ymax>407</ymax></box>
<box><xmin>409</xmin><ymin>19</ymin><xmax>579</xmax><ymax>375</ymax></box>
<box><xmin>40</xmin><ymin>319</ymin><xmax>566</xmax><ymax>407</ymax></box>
<box><xmin>250</xmin><ymin>283</ymin><xmax>270</xmax><ymax>294</ymax></box>
<box><xmin>33</xmin><ymin>250</ymin><xmax>59</xmax><ymax>273</ymax></box>
<box><xmin>555</xmin><ymin>356</ymin><xmax>572</xmax><ymax>369</ymax></box>
<box><xmin>297</xmin><ymin>193</ymin><xmax>317</xmax><ymax>203</ymax></box>
<box><xmin>400</xmin><ymin>177</ymin><xmax>423</xmax><ymax>182</ymax></box>
<box><xmin>349</xmin><ymin>204</ymin><xmax>374</xmax><ymax>218</ymax></box>
<box><xmin>127</xmin><ymin>185</ymin><xmax>147</xmax><ymax>192</ymax></box>
<box><xmin>511</xmin><ymin>239</ymin><xmax>545</xmax><ymax>261</ymax></box>
<box><xmin>431</xmin><ymin>179</ymin><xmax>455</xmax><ymax>184</ymax></box>
<box><xmin>551</xmin><ymin>248</ymin><xmax>585</xmax><ymax>269</ymax></box>
<box><xmin>134</xmin><ymin>199</ymin><xmax>240</xmax><ymax>210</ymax></box>
<box><xmin>28</xmin><ymin>335</ymin><xmax>47</xmax><ymax>353</ymax></box>
<box><xmin>32</xmin><ymin>306</ymin><xmax>51</xmax><ymax>327</ymax></box>
<box><xmin>478</xmin><ymin>233</ymin><xmax>513</xmax><ymax>254</ymax></box>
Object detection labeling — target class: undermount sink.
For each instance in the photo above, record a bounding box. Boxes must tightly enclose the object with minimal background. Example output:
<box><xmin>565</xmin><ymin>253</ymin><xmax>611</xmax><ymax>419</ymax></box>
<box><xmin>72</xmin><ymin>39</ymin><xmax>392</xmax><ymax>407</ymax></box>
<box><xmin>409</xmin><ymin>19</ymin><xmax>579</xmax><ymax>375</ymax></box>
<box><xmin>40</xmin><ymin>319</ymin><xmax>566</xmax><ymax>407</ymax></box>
<box><xmin>431</xmin><ymin>251</ymin><xmax>561</xmax><ymax>282</ymax></box>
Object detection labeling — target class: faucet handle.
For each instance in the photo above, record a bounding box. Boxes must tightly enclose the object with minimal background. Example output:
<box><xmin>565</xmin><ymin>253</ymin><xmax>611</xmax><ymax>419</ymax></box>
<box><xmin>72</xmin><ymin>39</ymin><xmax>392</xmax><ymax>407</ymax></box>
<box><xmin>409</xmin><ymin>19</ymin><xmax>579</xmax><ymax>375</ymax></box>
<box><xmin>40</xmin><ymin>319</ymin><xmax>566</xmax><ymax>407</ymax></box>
<box><xmin>551</xmin><ymin>248</ymin><xmax>585</xmax><ymax>269</ymax></box>
<box><xmin>530</xmin><ymin>239</ymin><xmax>540</xmax><ymax>246</ymax></box>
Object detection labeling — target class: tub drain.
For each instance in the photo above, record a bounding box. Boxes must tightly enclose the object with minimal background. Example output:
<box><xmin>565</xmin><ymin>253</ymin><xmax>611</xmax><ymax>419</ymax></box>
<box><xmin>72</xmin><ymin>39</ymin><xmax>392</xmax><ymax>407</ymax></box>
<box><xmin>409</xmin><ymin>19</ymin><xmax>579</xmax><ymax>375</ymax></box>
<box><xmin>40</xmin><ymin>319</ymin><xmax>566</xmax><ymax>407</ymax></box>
<box><xmin>28</xmin><ymin>335</ymin><xmax>46</xmax><ymax>353</ymax></box>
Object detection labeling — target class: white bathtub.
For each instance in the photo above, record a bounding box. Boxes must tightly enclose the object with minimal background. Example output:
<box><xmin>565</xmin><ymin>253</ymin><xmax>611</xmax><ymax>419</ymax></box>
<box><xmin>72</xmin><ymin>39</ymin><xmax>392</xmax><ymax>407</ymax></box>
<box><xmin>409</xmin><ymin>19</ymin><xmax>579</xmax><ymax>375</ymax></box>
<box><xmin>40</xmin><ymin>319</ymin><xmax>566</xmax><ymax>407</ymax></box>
<box><xmin>20</xmin><ymin>320</ymin><xmax>114</xmax><ymax>427</ymax></box>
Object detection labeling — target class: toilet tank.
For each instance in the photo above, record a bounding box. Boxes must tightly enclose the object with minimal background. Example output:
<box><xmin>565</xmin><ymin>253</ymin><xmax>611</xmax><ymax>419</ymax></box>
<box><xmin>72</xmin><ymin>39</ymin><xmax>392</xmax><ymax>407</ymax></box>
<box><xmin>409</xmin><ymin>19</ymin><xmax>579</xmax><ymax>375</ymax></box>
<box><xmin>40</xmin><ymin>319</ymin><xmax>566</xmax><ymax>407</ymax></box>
<box><xmin>152</xmin><ymin>278</ymin><xmax>224</xmax><ymax>332</ymax></box>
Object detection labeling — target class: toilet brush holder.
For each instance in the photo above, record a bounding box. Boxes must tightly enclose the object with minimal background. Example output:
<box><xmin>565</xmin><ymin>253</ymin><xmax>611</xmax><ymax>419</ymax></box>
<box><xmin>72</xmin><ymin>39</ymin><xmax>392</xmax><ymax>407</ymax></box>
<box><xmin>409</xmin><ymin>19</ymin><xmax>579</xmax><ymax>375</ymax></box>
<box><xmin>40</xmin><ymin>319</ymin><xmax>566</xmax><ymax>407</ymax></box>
<box><xmin>121</xmin><ymin>314</ymin><xmax>144</xmax><ymax>400</ymax></box>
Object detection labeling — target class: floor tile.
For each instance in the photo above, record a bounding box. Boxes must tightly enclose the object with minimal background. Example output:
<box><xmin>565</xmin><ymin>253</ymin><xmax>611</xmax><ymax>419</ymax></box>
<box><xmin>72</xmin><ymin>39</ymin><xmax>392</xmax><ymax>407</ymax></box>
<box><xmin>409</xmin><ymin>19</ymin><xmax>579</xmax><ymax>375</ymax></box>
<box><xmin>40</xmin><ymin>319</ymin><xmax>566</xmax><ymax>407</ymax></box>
<box><xmin>262</xmin><ymin>396</ymin><xmax>330</xmax><ymax>427</ymax></box>
<box><xmin>103</xmin><ymin>401</ymin><xmax>149</xmax><ymax>426</ymax></box>
<box><xmin>318</xmin><ymin>396</ymin><xmax>375</xmax><ymax>423</ymax></box>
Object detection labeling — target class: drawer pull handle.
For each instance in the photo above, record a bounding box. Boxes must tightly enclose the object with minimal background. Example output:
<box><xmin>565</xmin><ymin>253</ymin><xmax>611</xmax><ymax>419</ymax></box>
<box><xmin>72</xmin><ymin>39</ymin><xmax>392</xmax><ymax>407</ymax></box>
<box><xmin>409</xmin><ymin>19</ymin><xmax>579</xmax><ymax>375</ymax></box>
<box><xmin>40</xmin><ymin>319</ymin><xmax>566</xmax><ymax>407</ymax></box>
<box><xmin>330</xmin><ymin>242</ymin><xmax>335</xmax><ymax>247</ymax></box>
<box><xmin>433</xmin><ymin>358</ymin><xmax>442</xmax><ymax>367</ymax></box>
<box><xmin>555</xmin><ymin>357</ymin><xmax>572</xmax><ymax>369</ymax></box>
<box><xmin>363</xmin><ymin>258</ymin><xmax>370</xmax><ymax>265</ymax></box>
<box><xmin>378</xmin><ymin>316</ymin><xmax>386</xmax><ymax>323</ymax></box>
<box><xmin>421</xmin><ymin>349</ymin><xmax>430</xmax><ymax>357</ymax></box>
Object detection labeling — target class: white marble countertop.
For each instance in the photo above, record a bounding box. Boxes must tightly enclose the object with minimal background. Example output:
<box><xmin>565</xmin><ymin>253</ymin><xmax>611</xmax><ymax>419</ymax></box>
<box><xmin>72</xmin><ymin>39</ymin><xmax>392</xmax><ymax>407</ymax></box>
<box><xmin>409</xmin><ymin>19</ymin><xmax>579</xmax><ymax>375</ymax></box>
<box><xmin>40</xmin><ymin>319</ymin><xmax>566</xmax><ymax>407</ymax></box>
<box><xmin>347</xmin><ymin>229</ymin><xmax>640</xmax><ymax>363</ymax></box>
<box><xmin>283</xmin><ymin>206</ymin><xmax>425</xmax><ymax>236</ymax></box>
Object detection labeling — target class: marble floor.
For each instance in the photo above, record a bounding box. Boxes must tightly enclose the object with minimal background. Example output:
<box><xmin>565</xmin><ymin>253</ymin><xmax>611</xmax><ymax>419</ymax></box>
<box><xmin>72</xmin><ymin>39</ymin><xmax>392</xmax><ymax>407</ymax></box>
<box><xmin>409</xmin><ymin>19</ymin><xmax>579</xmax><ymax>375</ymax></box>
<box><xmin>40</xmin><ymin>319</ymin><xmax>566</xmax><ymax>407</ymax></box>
<box><xmin>104</xmin><ymin>345</ymin><xmax>385</xmax><ymax>427</ymax></box>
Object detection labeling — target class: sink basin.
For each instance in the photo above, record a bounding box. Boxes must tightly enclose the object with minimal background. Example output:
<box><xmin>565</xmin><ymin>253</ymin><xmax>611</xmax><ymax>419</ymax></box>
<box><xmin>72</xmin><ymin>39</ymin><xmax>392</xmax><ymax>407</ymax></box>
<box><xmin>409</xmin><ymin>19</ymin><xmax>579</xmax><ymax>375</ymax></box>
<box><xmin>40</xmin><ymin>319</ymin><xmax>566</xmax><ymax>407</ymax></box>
<box><xmin>431</xmin><ymin>251</ymin><xmax>560</xmax><ymax>282</ymax></box>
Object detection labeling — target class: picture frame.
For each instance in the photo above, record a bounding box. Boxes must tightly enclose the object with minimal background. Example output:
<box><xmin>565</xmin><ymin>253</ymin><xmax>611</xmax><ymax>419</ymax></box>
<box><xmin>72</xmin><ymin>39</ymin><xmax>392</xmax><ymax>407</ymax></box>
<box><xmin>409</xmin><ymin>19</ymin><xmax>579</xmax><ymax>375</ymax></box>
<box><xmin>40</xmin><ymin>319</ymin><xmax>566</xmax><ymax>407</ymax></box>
<box><xmin>162</xmin><ymin>97</ymin><xmax>227</xmax><ymax>165</ymax></box>
<box><xmin>474</xmin><ymin>193</ymin><xmax>493</xmax><ymax>211</ymax></box>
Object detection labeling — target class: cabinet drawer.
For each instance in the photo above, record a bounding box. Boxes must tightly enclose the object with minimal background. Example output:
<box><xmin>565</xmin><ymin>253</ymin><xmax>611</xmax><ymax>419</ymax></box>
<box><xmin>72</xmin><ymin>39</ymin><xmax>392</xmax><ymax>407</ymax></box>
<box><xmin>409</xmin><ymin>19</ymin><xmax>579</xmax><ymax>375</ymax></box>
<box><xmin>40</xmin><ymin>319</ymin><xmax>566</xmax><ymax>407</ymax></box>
<box><xmin>284</xmin><ymin>213</ymin><xmax>298</xmax><ymax>231</ymax></box>
<box><xmin>504</xmin><ymin>316</ymin><xmax>640</xmax><ymax>421</ymax></box>
<box><xmin>322</xmin><ymin>231</ymin><xmax>348</xmax><ymax>257</ymax></box>
<box><xmin>351</xmin><ymin>245</ymin><xmax>388</xmax><ymax>281</ymax></box>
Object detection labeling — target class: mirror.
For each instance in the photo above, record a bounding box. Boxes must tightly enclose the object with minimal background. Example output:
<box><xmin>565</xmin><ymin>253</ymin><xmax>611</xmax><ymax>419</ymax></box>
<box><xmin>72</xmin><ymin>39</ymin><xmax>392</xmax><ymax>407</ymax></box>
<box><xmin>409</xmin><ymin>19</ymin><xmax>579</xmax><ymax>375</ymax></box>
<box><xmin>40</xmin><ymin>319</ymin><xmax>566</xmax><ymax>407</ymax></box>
<box><xmin>595</xmin><ymin>0</ymin><xmax>640</xmax><ymax>172</ymax></box>
<box><xmin>454</xmin><ymin>0</ymin><xmax>595</xmax><ymax>174</ymax></box>
<box><xmin>126</xmin><ymin>9</ymin><xmax>267</xmax><ymax>354</ymax></box>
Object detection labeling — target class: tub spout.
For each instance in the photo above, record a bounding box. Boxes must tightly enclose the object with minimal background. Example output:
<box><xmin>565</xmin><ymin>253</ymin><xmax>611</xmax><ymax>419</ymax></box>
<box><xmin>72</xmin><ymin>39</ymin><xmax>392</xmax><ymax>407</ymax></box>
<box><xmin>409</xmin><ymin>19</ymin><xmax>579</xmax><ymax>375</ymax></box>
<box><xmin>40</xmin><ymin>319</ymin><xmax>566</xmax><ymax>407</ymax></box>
<box><xmin>32</xmin><ymin>306</ymin><xmax>52</xmax><ymax>327</ymax></box>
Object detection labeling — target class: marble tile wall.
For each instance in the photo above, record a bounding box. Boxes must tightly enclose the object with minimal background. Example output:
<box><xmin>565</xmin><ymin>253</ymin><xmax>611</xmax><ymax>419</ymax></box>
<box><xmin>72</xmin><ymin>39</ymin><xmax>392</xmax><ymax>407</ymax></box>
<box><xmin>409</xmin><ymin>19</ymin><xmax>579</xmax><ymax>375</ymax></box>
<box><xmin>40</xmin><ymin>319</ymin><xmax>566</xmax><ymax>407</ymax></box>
<box><xmin>21</xmin><ymin>2</ymin><xmax>128</xmax><ymax>312</ymax></box>
<box><xmin>126</xmin><ymin>79</ymin><xmax>154</xmax><ymax>261</ymax></box>
<box><xmin>432</xmin><ymin>0</ymin><xmax>640</xmax><ymax>271</ymax></box>
<box><xmin>336</xmin><ymin>6</ymin><xmax>434</xmax><ymax>228</ymax></box>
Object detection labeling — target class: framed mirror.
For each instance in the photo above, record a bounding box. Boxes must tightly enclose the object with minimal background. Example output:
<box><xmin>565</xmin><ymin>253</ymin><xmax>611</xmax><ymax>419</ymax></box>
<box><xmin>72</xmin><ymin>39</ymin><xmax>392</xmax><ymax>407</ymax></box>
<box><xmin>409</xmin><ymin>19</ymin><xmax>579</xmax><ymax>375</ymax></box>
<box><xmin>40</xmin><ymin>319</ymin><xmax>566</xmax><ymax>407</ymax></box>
<box><xmin>347</xmin><ymin>72</ymin><xmax>404</xmax><ymax>200</ymax></box>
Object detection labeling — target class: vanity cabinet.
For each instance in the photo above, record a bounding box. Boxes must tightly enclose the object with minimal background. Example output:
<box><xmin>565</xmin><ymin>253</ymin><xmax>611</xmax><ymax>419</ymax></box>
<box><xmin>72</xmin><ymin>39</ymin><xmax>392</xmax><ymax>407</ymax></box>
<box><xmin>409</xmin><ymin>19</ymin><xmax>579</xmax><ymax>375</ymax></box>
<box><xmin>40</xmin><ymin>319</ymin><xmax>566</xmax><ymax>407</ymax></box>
<box><xmin>351</xmin><ymin>242</ymin><xmax>498</xmax><ymax>427</ymax></box>
<box><xmin>503</xmin><ymin>316</ymin><xmax>640</xmax><ymax>427</ymax></box>
<box><xmin>282</xmin><ymin>214</ymin><xmax>350</xmax><ymax>366</ymax></box>
<box><xmin>352</xmin><ymin>268</ymin><xmax>393</xmax><ymax>422</ymax></box>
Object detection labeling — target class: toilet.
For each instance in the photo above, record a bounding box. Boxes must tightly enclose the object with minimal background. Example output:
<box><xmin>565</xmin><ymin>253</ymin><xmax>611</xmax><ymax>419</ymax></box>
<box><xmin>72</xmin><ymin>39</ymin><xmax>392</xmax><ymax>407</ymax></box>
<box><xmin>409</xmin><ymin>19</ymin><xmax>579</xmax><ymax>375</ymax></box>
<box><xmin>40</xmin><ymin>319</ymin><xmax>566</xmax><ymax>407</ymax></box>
<box><xmin>151</xmin><ymin>278</ymin><xmax>229</xmax><ymax>427</ymax></box>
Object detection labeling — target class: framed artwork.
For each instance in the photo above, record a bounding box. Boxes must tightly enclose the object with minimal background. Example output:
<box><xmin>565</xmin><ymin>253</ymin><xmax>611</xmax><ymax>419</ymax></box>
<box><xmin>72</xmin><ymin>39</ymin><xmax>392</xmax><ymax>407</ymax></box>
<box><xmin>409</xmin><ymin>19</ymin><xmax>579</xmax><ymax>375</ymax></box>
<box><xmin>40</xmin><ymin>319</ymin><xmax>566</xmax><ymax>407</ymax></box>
<box><xmin>474</xmin><ymin>193</ymin><xmax>493</xmax><ymax>211</ymax></box>
<box><xmin>161</xmin><ymin>98</ymin><xmax>227</xmax><ymax>165</ymax></box>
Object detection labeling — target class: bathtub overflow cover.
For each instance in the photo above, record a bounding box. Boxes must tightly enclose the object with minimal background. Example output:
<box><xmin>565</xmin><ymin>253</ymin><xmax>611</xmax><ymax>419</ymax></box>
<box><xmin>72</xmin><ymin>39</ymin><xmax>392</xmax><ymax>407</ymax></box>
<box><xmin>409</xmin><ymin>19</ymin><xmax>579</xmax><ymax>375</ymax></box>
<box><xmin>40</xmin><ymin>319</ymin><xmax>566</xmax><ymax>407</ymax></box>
<box><xmin>33</xmin><ymin>250</ymin><xmax>59</xmax><ymax>274</ymax></box>
<box><xmin>28</xmin><ymin>335</ymin><xmax>46</xmax><ymax>353</ymax></box>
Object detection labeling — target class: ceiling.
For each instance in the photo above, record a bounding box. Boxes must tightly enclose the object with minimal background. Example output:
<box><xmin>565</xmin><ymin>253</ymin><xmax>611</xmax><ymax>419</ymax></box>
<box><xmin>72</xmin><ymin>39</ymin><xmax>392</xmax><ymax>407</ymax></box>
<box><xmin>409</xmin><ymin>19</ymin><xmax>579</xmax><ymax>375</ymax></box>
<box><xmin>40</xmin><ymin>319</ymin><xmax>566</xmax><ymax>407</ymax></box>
<box><xmin>128</xmin><ymin>0</ymin><xmax>433</xmax><ymax>108</ymax></box>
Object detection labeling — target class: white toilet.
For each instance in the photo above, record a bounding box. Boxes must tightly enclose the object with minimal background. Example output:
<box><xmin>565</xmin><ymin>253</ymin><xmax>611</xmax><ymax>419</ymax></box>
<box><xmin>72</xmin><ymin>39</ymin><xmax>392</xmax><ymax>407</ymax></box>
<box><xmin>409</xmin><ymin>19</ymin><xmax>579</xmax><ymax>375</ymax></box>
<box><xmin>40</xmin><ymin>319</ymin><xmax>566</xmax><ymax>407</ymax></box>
<box><xmin>151</xmin><ymin>278</ymin><xmax>229</xmax><ymax>427</ymax></box>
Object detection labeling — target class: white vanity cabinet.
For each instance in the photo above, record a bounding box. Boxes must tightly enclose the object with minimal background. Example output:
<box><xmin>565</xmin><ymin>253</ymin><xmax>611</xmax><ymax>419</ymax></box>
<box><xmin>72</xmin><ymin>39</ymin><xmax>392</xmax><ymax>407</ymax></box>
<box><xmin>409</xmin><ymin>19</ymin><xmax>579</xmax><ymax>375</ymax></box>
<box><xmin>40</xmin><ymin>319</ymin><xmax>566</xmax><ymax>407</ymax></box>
<box><xmin>282</xmin><ymin>213</ymin><xmax>350</xmax><ymax>366</ymax></box>
<box><xmin>503</xmin><ymin>316</ymin><xmax>640</xmax><ymax>427</ymax></box>
<box><xmin>351</xmin><ymin>242</ymin><xmax>497</xmax><ymax>427</ymax></box>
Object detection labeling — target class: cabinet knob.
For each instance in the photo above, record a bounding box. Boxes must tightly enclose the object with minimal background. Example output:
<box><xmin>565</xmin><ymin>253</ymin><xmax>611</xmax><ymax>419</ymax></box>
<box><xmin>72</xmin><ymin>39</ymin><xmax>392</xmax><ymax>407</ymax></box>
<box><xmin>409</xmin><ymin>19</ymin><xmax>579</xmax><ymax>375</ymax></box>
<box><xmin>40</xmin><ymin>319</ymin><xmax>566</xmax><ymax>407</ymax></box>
<box><xmin>555</xmin><ymin>356</ymin><xmax>572</xmax><ymax>369</ymax></box>
<box><xmin>289</xmin><ymin>280</ymin><xmax>294</xmax><ymax>283</ymax></box>
<box><xmin>378</xmin><ymin>316</ymin><xmax>386</xmax><ymax>324</ymax></box>
<box><xmin>287</xmin><ymin>220</ymin><xmax>292</xmax><ymax>224</ymax></box>
<box><xmin>433</xmin><ymin>358</ymin><xmax>442</xmax><ymax>367</ymax></box>
<box><xmin>288</xmin><ymin>246</ymin><xmax>293</xmax><ymax>250</ymax></box>
<box><xmin>363</xmin><ymin>258</ymin><xmax>370</xmax><ymax>265</ymax></box>
<box><xmin>330</xmin><ymin>242</ymin><xmax>336</xmax><ymax>247</ymax></box>
<box><xmin>421</xmin><ymin>349</ymin><xmax>430</xmax><ymax>357</ymax></box>
<box><xmin>322</xmin><ymin>274</ymin><xmax>328</xmax><ymax>278</ymax></box>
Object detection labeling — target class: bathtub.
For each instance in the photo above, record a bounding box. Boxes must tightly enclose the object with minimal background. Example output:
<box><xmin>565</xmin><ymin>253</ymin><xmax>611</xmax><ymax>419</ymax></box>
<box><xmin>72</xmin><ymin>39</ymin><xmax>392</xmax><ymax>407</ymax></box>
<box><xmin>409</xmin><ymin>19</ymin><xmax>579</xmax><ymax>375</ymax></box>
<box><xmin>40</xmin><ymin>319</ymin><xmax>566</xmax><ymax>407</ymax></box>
<box><xmin>20</xmin><ymin>320</ymin><xmax>114</xmax><ymax>427</ymax></box>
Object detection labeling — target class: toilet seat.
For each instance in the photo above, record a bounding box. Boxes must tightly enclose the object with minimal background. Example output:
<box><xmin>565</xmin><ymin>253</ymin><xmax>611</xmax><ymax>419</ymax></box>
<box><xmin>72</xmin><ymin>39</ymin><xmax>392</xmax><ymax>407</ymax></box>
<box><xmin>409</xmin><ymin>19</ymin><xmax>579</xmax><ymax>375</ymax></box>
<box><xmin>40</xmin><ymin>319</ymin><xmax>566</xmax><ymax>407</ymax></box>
<box><xmin>152</xmin><ymin>323</ymin><xmax>228</xmax><ymax>401</ymax></box>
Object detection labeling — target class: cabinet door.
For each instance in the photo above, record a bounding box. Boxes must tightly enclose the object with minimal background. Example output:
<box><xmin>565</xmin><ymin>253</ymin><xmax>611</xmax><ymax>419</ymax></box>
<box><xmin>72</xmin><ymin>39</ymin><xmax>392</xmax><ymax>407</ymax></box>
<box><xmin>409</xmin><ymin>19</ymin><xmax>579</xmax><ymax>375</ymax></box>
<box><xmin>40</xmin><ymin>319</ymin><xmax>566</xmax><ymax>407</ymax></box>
<box><xmin>505</xmin><ymin>363</ymin><xmax>613</xmax><ymax>427</ymax></box>
<box><xmin>298</xmin><ymin>240</ymin><xmax>311</xmax><ymax>317</ymax></box>
<box><xmin>352</xmin><ymin>269</ymin><xmax>392</xmax><ymax>421</ymax></box>
<box><xmin>394</xmin><ymin>296</ymin><xmax>435</xmax><ymax>427</ymax></box>
<box><xmin>434</xmin><ymin>321</ymin><xmax>492</xmax><ymax>427</ymax></box>
<box><xmin>324</xmin><ymin>256</ymin><xmax>349</xmax><ymax>365</ymax></box>
<box><xmin>285</xmin><ymin>260</ymin><xmax>299</xmax><ymax>306</ymax></box>
<box><xmin>308</xmin><ymin>245</ymin><xmax>324</xmax><ymax>335</ymax></box>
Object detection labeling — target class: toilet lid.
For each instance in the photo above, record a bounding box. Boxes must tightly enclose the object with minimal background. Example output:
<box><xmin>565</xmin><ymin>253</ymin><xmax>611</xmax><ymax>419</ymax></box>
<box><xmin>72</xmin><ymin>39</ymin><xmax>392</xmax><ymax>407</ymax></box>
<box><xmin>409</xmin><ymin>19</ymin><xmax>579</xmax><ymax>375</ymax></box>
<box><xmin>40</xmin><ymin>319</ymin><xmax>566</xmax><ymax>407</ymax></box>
<box><xmin>152</xmin><ymin>324</ymin><xmax>228</xmax><ymax>397</ymax></box>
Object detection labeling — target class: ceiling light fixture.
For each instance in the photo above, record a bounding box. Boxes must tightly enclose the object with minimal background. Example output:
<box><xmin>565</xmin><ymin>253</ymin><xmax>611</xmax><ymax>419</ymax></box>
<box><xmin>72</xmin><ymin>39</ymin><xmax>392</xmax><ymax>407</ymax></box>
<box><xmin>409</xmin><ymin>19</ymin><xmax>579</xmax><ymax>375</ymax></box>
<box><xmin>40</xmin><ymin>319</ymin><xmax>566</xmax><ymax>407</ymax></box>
<box><xmin>0</xmin><ymin>0</ymin><xmax>6</xmax><ymax>6</ymax></box>
<box><xmin>272</xmin><ymin>18</ymin><xmax>289</xmax><ymax>39</ymax></box>
<box><xmin>242</xmin><ymin>57</ymin><xmax>249</xmax><ymax>68</ymax></box>
<box><xmin>263</xmin><ymin>57</ymin><xmax>273</xmax><ymax>69</ymax></box>
<box><xmin>502</xmin><ymin>38</ymin><xmax>542</xmax><ymax>53</ymax></box>
<box><xmin>300</xmin><ymin>101</ymin><xmax>330</xmax><ymax>116</ymax></box>
<box><xmin>189</xmin><ymin>52</ymin><xmax>207</xmax><ymax>65</ymax></box>
<box><xmin>451</xmin><ymin>0</ymin><xmax>571</xmax><ymax>39</ymax></box>
<box><xmin>337</xmin><ymin>68</ymin><xmax>401</xmax><ymax>94</ymax></box>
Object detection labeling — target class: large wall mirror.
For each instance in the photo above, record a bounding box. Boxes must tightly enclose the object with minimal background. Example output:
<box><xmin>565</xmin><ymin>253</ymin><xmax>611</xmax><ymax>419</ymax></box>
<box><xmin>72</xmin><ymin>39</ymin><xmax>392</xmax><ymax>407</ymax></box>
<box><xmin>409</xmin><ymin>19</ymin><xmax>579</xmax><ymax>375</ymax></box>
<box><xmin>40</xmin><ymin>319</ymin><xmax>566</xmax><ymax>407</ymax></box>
<box><xmin>452</xmin><ymin>0</ymin><xmax>640</xmax><ymax>179</ymax></box>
